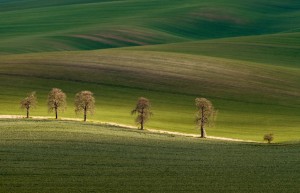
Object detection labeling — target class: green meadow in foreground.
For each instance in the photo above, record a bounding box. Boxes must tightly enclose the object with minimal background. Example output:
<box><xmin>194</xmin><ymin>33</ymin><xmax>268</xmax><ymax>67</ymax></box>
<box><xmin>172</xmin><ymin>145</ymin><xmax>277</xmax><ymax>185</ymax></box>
<box><xmin>0</xmin><ymin>119</ymin><xmax>299</xmax><ymax>193</ymax></box>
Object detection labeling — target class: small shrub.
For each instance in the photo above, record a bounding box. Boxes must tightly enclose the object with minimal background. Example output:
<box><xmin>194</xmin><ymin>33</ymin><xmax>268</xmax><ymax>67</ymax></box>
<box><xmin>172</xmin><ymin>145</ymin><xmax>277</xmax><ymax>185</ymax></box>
<box><xmin>264</xmin><ymin>133</ymin><xmax>274</xmax><ymax>144</ymax></box>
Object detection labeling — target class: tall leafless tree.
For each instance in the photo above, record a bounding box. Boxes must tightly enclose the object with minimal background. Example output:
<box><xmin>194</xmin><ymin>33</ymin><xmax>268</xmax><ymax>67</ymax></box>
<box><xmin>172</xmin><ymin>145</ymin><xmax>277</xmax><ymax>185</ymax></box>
<box><xmin>74</xmin><ymin>91</ymin><xmax>95</xmax><ymax>122</ymax></box>
<box><xmin>195</xmin><ymin>98</ymin><xmax>215</xmax><ymax>138</ymax></box>
<box><xmin>20</xmin><ymin>91</ymin><xmax>37</xmax><ymax>118</ymax></box>
<box><xmin>131</xmin><ymin>97</ymin><xmax>152</xmax><ymax>130</ymax></box>
<box><xmin>47</xmin><ymin>88</ymin><xmax>67</xmax><ymax>119</ymax></box>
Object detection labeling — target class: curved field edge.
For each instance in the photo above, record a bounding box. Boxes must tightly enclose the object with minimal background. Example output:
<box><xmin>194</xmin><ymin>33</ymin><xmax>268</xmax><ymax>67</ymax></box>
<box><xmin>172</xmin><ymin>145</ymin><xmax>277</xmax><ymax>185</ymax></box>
<box><xmin>0</xmin><ymin>119</ymin><xmax>299</xmax><ymax>193</ymax></box>
<box><xmin>0</xmin><ymin>49</ymin><xmax>299</xmax><ymax>142</ymax></box>
<box><xmin>128</xmin><ymin>32</ymin><xmax>300</xmax><ymax>68</ymax></box>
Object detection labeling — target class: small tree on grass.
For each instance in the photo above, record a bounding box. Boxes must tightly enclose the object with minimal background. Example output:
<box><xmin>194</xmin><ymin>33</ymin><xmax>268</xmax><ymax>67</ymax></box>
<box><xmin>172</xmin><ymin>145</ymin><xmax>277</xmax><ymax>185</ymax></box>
<box><xmin>74</xmin><ymin>91</ymin><xmax>95</xmax><ymax>122</ymax></box>
<box><xmin>195</xmin><ymin>97</ymin><xmax>215</xmax><ymax>138</ymax></box>
<box><xmin>47</xmin><ymin>88</ymin><xmax>67</xmax><ymax>119</ymax></box>
<box><xmin>264</xmin><ymin>134</ymin><xmax>274</xmax><ymax>144</ymax></box>
<box><xmin>131</xmin><ymin>97</ymin><xmax>152</xmax><ymax>130</ymax></box>
<box><xmin>20</xmin><ymin>92</ymin><xmax>37</xmax><ymax>118</ymax></box>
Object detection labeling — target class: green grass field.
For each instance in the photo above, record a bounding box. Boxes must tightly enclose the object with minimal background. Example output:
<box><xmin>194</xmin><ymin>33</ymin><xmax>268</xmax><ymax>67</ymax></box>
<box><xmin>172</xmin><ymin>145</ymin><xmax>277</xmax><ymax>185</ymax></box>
<box><xmin>1</xmin><ymin>0</ymin><xmax>300</xmax><ymax>53</ymax></box>
<box><xmin>0</xmin><ymin>119</ymin><xmax>299</xmax><ymax>193</ymax></box>
<box><xmin>133</xmin><ymin>32</ymin><xmax>300</xmax><ymax>68</ymax></box>
<box><xmin>0</xmin><ymin>0</ymin><xmax>300</xmax><ymax>142</ymax></box>
<box><xmin>1</xmin><ymin>1</ymin><xmax>300</xmax><ymax>192</ymax></box>
<box><xmin>1</xmin><ymin>47</ymin><xmax>299</xmax><ymax>142</ymax></box>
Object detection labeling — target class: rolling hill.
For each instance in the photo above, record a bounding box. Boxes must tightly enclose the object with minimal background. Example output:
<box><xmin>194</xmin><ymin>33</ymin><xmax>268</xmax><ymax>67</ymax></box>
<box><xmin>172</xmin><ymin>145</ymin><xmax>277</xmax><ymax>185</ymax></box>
<box><xmin>1</xmin><ymin>0</ymin><xmax>300</xmax><ymax>53</ymax></box>
<box><xmin>0</xmin><ymin>0</ymin><xmax>299</xmax><ymax>142</ymax></box>
<box><xmin>1</xmin><ymin>1</ymin><xmax>300</xmax><ymax>192</ymax></box>
<box><xmin>1</xmin><ymin>41</ymin><xmax>299</xmax><ymax>141</ymax></box>
<box><xmin>133</xmin><ymin>32</ymin><xmax>300</xmax><ymax>68</ymax></box>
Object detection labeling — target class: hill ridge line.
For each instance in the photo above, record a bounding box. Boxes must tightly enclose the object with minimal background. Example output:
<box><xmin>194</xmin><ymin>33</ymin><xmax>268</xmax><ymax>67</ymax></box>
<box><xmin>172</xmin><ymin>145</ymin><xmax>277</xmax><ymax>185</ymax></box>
<box><xmin>0</xmin><ymin>115</ymin><xmax>258</xmax><ymax>143</ymax></box>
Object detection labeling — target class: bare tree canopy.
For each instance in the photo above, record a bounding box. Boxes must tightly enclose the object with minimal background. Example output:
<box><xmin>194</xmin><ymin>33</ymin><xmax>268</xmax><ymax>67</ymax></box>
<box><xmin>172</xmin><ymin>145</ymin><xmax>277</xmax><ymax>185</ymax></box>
<box><xmin>20</xmin><ymin>91</ymin><xmax>37</xmax><ymax>118</ymax></box>
<box><xmin>195</xmin><ymin>97</ymin><xmax>215</xmax><ymax>138</ymax></box>
<box><xmin>131</xmin><ymin>97</ymin><xmax>152</xmax><ymax>130</ymax></box>
<box><xmin>47</xmin><ymin>88</ymin><xmax>67</xmax><ymax>119</ymax></box>
<box><xmin>74</xmin><ymin>90</ymin><xmax>95</xmax><ymax>122</ymax></box>
<box><xmin>264</xmin><ymin>133</ymin><xmax>274</xmax><ymax>144</ymax></box>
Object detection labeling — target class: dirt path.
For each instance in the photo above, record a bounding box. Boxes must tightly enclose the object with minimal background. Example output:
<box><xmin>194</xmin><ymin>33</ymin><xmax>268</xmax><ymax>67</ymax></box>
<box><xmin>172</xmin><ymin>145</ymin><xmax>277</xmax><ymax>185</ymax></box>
<box><xmin>0</xmin><ymin>115</ymin><xmax>257</xmax><ymax>143</ymax></box>
<box><xmin>147</xmin><ymin>129</ymin><xmax>257</xmax><ymax>142</ymax></box>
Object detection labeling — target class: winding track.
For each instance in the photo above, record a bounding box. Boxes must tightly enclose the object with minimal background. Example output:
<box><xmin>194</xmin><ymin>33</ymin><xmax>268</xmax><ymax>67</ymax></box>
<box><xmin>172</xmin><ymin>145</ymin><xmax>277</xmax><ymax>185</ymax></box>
<box><xmin>0</xmin><ymin>115</ymin><xmax>257</xmax><ymax>143</ymax></box>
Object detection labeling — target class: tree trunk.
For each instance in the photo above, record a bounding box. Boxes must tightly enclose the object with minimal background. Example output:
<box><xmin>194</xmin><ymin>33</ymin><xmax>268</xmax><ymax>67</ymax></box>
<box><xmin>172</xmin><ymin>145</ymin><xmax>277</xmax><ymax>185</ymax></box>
<box><xmin>84</xmin><ymin>106</ymin><xmax>87</xmax><ymax>122</ymax></box>
<box><xmin>26</xmin><ymin>108</ymin><xmax>29</xmax><ymax>118</ymax></box>
<box><xmin>200</xmin><ymin>106</ymin><xmax>206</xmax><ymax>138</ymax></box>
<box><xmin>140</xmin><ymin>108</ymin><xmax>144</xmax><ymax>130</ymax></box>
<box><xmin>200</xmin><ymin>125</ymin><xmax>205</xmax><ymax>138</ymax></box>
<box><xmin>55</xmin><ymin>107</ymin><xmax>58</xmax><ymax>119</ymax></box>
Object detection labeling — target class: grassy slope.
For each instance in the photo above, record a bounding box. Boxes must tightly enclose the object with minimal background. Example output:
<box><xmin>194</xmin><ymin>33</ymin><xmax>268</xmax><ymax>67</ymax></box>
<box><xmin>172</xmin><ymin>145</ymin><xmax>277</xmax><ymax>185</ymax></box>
<box><xmin>0</xmin><ymin>119</ymin><xmax>299</xmax><ymax>193</ymax></box>
<box><xmin>133</xmin><ymin>32</ymin><xmax>300</xmax><ymax>68</ymax></box>
<box><xmin>1</xmin><ymin>43</ymin><xmax>300</xmax><ymax>142</ymax></box>
<box><xmin>1</xmin><ymin>0</ymin><xmax>300</xmax><ymax>53</ymax></box>
<box><xmin>0</xmin><ymin>0</ymin><xmax>300</xmax><ymax>142</ymax></box>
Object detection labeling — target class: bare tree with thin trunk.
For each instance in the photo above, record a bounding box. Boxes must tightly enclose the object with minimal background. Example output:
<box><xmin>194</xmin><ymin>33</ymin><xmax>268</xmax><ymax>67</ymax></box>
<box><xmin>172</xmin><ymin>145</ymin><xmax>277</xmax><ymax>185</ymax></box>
<box><xmin>74</xmin><ymin>91</ymin><xmax>95</xmax><ymax>122</ymax></box>
<box><xmin>195</xmin><ymin>98</ymin><xmax>215</xmax><ymax>138</ymax></box>
<box><xmin>47</xmin><ymin>88</ymin><xmax>67</xmax><ymax>119</ymax></box>
<box><xmin>131</xmin><ymin>97</ymin><xmax>152</xmax><ymax>130</ymax></box>
<box><xmin>20</xmin><ymin>92</ymin><xmax>37</xmax><ymax>118</ymax></box>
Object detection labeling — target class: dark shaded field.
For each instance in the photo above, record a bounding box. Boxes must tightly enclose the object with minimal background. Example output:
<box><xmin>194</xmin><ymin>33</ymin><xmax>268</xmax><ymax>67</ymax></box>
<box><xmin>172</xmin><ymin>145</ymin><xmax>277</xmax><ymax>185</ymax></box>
<box><xmin>0</xmin><ymin>119</ymin><xmax>299</xmax><ymax>193</ymax></box>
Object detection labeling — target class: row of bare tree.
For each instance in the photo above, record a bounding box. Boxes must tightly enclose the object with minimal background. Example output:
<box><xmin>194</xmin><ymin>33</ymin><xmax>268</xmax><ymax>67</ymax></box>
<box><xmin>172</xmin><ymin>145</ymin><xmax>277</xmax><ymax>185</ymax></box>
<box><xmin>21</xmin><ymin>88</ymin><xmax>215</xmax><ymax>138</ymax></box>
<box><xmin>21</xmin><ymin>88</ymin><xmax>95</xmax><ymax>122</ymax></box>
